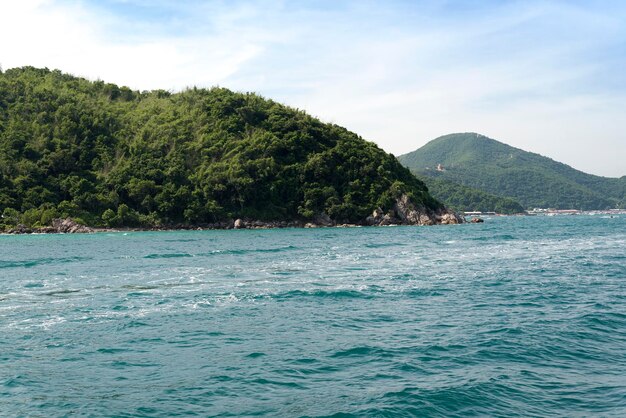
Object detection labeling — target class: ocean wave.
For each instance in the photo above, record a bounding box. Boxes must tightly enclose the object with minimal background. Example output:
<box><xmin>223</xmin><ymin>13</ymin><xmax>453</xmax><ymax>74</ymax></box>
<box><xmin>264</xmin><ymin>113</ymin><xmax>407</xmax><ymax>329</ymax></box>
<box><xmin>144</xmin><ymin>253</ymin><xmax>193</xmax><ymax>259</ymax></box>
<box><xmin>0</xmin><ymin>256</ymin><xmax>92</xmax><ymax>269</ymax></box>
<box><xmin>40</xmin><ymin>289</ymin><xmax>82</xmax><ymax>297</ymax></box>
<box><xmin>273</xmin><ymin>288</ymin><xmax>375</xmax><ymax>301</ymax></box>
<box><xmin>469</xmin><ymin>234</ymin><xmax>517</xmax><ymax>241</ymax></box>
<box><xmin>196</xmin><ymin>245</ymin><xmax>299</xmax><ymax>257</ymax></box>
<box><xmin>163</xmin><ymin>238</ymin><xmax>203</xmax><ymax>243</ymax></box>
<box><xmin>3</xmin><ymin>216</ymin><xmax>626</xmax><ymax>416</ymax></box>
<box><xmin>364</xmin><ymin>242</ymin><xmax>407</xmax><ymax>248</ymax></box>
<box><xmin>330</xmin><ymin>346</ymin><xmax>391</xmax><ymax>358</ymax></box>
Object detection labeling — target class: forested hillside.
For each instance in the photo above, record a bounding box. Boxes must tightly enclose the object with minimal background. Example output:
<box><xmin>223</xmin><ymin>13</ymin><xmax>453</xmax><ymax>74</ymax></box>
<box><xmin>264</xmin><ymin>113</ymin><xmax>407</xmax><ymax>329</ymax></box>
<box><xmin>399</xmin><ymin>133</ymin><xmax>624</xmax><ymax>210</ymax></box>
<box><xmin>0</xmin><ymin>67</ymin><xmax>446</xmax><ymax>230</ymax></box>
<box><xmin>421</xmin><ymin>176</ymin><xmax>525</xmax><ymax>214</ymax></box>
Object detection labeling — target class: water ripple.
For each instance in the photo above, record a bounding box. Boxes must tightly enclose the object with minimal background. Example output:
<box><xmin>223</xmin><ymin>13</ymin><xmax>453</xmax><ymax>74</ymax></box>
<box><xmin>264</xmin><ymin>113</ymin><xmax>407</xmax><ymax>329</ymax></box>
<box><xmin>0</xmin><ymin>215</ymin><xmax>625</xmax><ymax>416</ymax></box>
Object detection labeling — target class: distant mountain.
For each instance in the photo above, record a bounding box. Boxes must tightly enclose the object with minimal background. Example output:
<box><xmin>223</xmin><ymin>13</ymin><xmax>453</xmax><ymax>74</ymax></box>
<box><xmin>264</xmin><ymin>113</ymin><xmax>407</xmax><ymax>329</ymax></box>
<box><xmin>420</xmin><ymin>176</ymin><xmax>525</xmax><ymax>214</ymax></box>
<box><xmin>399</xmin><ymin>133</ymin><xmax>625</xmax><ymax>210</ymax></box>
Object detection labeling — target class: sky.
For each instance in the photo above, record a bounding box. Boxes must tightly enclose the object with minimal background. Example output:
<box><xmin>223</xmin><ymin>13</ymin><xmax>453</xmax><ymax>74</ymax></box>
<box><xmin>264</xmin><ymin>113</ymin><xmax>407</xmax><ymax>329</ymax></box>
<box><xmin>1</xmin><ymin>0</ymin><xmax>625</xmax><ymax>177</ymax></box>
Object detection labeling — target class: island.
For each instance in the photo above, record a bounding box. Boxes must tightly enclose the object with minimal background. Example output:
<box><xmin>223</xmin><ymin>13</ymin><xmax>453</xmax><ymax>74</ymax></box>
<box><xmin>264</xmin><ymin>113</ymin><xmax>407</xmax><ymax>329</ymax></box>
<box><xmin>0</xmin><ymin>67</ymin><xmax>462</xmax><ymax>233</ymax></box>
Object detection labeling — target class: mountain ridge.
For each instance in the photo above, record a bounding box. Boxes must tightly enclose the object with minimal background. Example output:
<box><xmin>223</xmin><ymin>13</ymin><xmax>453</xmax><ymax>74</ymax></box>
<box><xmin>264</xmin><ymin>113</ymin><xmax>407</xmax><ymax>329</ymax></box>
<box><xmin>399</xmin><ymin>132</ymin><xmax>624</xmax><ymax>210</ymax></box>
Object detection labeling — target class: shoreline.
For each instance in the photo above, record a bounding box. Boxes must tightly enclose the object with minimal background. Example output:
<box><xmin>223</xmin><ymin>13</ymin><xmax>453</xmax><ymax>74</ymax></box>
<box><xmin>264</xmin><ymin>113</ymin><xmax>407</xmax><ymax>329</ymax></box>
<box><xmin>2</xmin><ymin>200</ymin><xmax>466</xmax><ymax>235</ymax></box>
<box><xmin>1</xmin><ymin>216</ymin><xmax>465</xmax><ymax>236</ymax></box>
<box><xmin>4</xmin><ymin>210</ymin><xmax>620</xmax><ymax>235</ymax></box>
<box><xmin>0</xmin><ymin>222</ymin><xmax>457</xmax><ymax>236</ymax></box>
<box><xmin>0</xmin><ymin>224</ymin><xmax>451</xmax><ymax>236</ymax></box>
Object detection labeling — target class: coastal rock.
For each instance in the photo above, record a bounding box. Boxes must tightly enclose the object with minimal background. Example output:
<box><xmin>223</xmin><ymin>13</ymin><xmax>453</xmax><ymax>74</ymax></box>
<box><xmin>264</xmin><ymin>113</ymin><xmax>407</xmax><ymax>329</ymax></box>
<box><xmin>470</xmin><ymin>217</ymin><xmax>484</xmax><ymax>223</ymax></box>
<box><xmin>437</xmin><ymin>211</ymin><xmax>465</xmax><ymax>225</ymax></box>
<box><xmin>359</xmin><ymin>194</ymin><xmax>464</xmax><ymax>227</ymax></box>
<box><xmin>9</xmin><ymin>224</ymin><xmax>32</xmax><ymax>234</ymax></box>
<box><xmin>233</xmin><ymin>219</ymin><xmax>244</xmax><ymax>229</ymax></box>
<box><xmin>379</xmin><ymin>213</ymin><xmax>400</xmax><ymax>226</ymax></box>
<box><xmin>313</xmin><ymin>212</ymin><xmax>334</xmax><ymax>227</ymax></box>
<box><xmin>379</xmin><ymin>213</ymin><xmax>396</xmax><ymax>226</ymax></box>
<box><xmin>393</xmin><ymin>194</ymin><xmax>436</xmax><ymax>225</ymax></box>
<box><xmin>364</xmin><ymin>196</ymin><xmax>425</xmax><ymax>226</ymax></box>
<box><xmin>51</xmin><ymin>218</ymin><xmax>93</xmax><ymax>233</ymax></box>
<box><xmin>366</xmin><ymin>207</ymin><xmax>385</xmax><ymax>225</ymax></box>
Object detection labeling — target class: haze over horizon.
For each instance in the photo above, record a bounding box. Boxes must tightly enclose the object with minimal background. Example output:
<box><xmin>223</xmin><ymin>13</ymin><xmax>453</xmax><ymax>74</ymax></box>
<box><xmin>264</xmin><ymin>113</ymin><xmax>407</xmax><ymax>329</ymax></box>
<box><xmin>1</xmin><ymin>0</ymin><xmax>624</xmax><ymax>177</ymax></box>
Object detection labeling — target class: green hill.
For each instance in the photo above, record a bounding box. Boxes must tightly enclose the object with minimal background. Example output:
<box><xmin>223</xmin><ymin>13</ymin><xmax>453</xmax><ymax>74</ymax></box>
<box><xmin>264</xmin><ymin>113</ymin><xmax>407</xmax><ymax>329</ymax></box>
<box><xmin>420</xmin><ymin>176</ymin><xmax>525</xmax><ymax>214</ymax></box>
<box><xmin>0</xmin><ymin>66</ymin><xmax>452</xmax><ymax>230</ymax></box>
<box><xmin>399</xmin><ymin>133</ymin><xmax>625</xmax><ymax>210</ymax></box>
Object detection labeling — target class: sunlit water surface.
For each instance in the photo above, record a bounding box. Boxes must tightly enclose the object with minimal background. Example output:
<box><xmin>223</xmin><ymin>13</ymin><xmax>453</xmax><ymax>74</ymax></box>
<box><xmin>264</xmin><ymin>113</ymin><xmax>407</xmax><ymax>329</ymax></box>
<box><xmin>1</xmin><ymin>215</ymin><xmax>625</xmax><ymax>416</ymax></box>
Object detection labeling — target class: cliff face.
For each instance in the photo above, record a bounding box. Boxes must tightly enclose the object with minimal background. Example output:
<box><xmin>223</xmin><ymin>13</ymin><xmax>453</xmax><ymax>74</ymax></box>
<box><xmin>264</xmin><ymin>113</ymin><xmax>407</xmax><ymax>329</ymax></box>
<box><xmin>364</xmin><ymin>194</ymin><xmax>463</xmax><ymax>226</ymax></box>
<box><xmin>0</xmin><ymin>67</ymin><xmax>459</xmax><ymax>231</ymax></box>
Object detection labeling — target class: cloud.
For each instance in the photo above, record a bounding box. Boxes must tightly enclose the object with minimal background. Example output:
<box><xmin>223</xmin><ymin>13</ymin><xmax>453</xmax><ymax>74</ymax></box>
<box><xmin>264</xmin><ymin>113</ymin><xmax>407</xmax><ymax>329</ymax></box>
<box><xmin>0</xmin><ymin>0</ymin><xmax>274</xmax><ymax>90</ymax></box>
<box><xmin>1</xmin><ymin>0</ymin><xmax>625</xmax><ymax>176</ymax></box>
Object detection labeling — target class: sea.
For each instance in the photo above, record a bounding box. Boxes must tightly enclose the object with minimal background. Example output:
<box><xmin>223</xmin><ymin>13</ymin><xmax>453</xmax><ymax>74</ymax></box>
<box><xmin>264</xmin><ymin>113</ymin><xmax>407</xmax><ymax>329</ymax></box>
<box><xmin>1</xmin><ymin>215</ymin><xmax>625</xmax><ymax>417</ymax></box>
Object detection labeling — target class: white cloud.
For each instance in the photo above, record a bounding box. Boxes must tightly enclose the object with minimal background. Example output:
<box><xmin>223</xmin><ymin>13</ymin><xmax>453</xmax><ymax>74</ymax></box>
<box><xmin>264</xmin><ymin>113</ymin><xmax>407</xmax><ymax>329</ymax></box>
<box><xmin>1</xmin><ymin>0</ymin><xmax>624</xmax><ymax>176</ymax></box>
<box><xmin>0</xmin><ymin>0</ymin><xmax>270</xmax><ymax>90</ymax></box>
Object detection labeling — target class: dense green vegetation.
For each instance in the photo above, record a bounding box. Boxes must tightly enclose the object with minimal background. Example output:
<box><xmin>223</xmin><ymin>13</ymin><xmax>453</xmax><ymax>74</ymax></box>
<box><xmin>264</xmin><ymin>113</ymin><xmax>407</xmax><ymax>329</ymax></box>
<box><xmin>399</xmin><ymin>133</ymin><xmax>625</xmax><ymax>210</ymax></box>
<box><xmin>420</xmin><ymin>175</ymin><xmax>524</xmax><ymax>214</ymax></box>
<box><xmin>0</xmin><ymin>66</ymin><xmax>441</xmax><ymax>230</ymax></box>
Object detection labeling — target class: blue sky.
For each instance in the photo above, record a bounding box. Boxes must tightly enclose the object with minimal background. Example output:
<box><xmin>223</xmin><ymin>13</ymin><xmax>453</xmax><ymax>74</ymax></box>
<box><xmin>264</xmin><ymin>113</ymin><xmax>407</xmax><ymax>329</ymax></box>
<box><xmin>1</xmin><ymin>0</ymin><xmax>625</xmax><ymax>176</ymax></box>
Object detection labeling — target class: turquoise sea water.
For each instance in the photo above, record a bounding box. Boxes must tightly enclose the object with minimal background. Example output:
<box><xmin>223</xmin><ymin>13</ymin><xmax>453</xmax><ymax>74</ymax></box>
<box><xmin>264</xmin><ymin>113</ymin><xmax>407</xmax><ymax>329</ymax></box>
<box><xmin>1</xmin><ymin>215</ymin><xmax>625</xmax><ymax>417</ymax></box>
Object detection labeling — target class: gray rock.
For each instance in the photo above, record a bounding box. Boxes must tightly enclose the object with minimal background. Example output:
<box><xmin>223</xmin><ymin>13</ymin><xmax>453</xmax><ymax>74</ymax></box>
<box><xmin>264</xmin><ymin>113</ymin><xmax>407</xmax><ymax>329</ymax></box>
<box><xmin>51</xmin><ymin>218</ymin><xmax>93</xmax><ymax>233</ymax></box>
<box><xmin>9</xmin><ymin>224</ymin><xmax>32</xmax><ymax>234</ymax></box>
<box><xmin>392</xmin><ymin>194</ymin><xmax>464</xmax><ymax>226</ymax></box>
<box><xmin>393</xmin><ymin>194</ymin><xmax>431</xmax><ymax>225</ymax></box>
<box><xmin>379</xmin><ymin>213</ymin><xmax>396</xmax><ymax>226</ymax></box>
<box><xmin>313</xmin><ymin>212</ymin><xmax>334</xmax><ymax>227</ymax></box>
<box><xmin>366</xmin><ymin>207</ymin><xmax>385</xmax><ymax>225</ymax></box>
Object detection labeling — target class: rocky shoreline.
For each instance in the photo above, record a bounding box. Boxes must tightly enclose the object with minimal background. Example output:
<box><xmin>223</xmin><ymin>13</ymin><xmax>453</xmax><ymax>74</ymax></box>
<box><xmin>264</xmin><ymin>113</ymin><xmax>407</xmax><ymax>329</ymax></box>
<box><xmin>3</xmin><ymin>194</ymin><xmax>464</xmax><ymax>235</ymax></box>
